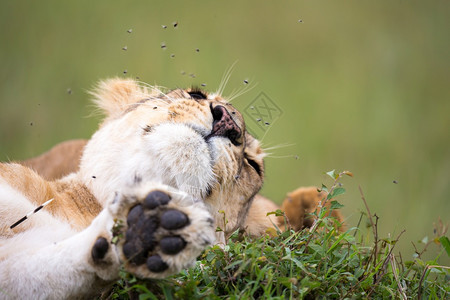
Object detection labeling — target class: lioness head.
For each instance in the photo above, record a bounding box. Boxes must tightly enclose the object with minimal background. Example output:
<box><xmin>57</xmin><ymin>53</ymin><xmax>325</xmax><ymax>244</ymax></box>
<box><xmin>78</xmin><ymin>78</ymin><xmax>265</xmax><ymax>234</ymax></box>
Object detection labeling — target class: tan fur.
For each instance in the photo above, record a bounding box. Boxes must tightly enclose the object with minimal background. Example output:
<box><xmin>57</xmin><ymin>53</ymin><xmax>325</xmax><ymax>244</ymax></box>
<box><xmin>281</xmin><ymin>187</ymin><xmax>344</xmax><ymax>231</ymax></box>
<box><xmin>0</xmin><ymin>163</ymin><xmax>101</xmax><ymax>236</ymax></box>
<box><xmin>245</xmin><ymin>195</ymin><xmax>280</xmax><ymax>236</ymax></box>
<box><xmin>91</xmin><ymin>78</ymin><xmax>149</xmax><ymax>119</ymax></box>
<box><xmin>20</xmin><ymin>139</ymin><xmax>88</xmax><ymax>180</ymax></box>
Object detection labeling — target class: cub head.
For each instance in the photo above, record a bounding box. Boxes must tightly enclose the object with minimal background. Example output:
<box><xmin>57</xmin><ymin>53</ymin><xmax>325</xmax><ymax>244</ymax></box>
<box><xmin>79</xmin><ymin>78</ymin><xmax>265</xmax><ymax>233</ymax></box>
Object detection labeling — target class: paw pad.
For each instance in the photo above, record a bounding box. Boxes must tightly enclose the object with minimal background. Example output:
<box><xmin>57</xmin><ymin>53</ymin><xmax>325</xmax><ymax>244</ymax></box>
<box><xmin>91</xmin><ymin>237</ymin><xmax>109</xmax><ymax>262</ymax></box>
<box><xmin>146</xmin><ymin>255</ymin><xmax>168</xmax><ymax>273</ymax></box>
<box><xmin>160</xmin><ymin>236</ymin><xmax>186</xmax><ymax>254</ymax></box>
<box><xmin>121</xmin><ymin>191</ymin><xmax>190</xmax><ymax>272</ymax></box>
<box><xmin>161</xmin><ymin>209</ymin><xmax>189</xmax><ymax>230</ymax></box>
<box><xmin>143</xmin><ymin>190</ymin><xmax>170</xmax><ymax>209</ymax></box>
<box><xmin>127</xmin><ymin>205</ymin><xmax>143</xmax><ymax>225</ymax></box>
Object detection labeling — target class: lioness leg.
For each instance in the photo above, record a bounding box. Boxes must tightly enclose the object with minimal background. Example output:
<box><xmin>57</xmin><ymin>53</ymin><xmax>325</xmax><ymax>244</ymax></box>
<box><xmin>0</xmin><ymin>182</ymin><xmax>214</xmax><ymax>298</ymax></box>
<box><xmin>245</xmin><ymin>187</ymin><xmax>344</xmax><ymax>235</ymax></box>
<box><xmin>0</xmin><ymin>185</ymin><xmax>119</xmax><ymax>299</ymax></box>
<box><xmin>20</xmin><ymin>139</ymin><xmax>88</xmax><ymax>180</ymax></box>
<box><xmin>280</xmin><ymin>187</ymin><xmax>344</xmax><ymax>231</ymax></box>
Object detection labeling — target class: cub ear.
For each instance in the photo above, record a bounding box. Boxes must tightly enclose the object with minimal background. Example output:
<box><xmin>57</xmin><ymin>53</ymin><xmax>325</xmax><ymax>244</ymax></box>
<box><xmin>91</xmin><ymin>78</ymin><xmax>146</xmax><ymax>117</ymax></box>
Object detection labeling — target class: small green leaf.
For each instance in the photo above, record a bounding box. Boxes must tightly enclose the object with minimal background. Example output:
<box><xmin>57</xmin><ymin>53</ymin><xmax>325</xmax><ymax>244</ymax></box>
<box><xmin>404</xmin><ymin>261</ymin><xmax>414</xmax><ymax>268</ymax></box>
<box><xmin>354</xmin><ymin>267</ymin><xmax>364</xmax><ymax>278</ymax></box>
<box><xmin>330</xmin><ymin>187</ymin><xmax>346</xmax><ymax>198</ymax></box>
<box><xmin>430</xmin><ymin>267</ymin><xmax>447</xmax><ymax>275</ymax></box>
<box><xmin>267</xmin><ymin>209</ymin><xmax>284</xmax><ymax>217</ymax></box>
<box><xmin>330</xmin><ymin>200</ymin><xmax>344</xmax><ymax>210</ymax></box>
<box><xmin>319</xmin><ymin>184</ymin><xmax>328</xmax><ymax>193</ymax></box>
<box><xmin>381</xmin><ymin>238</ymin><xmax>397</xmax><ymax>245</ymax></box>
<box><xmin>229</xmin><ymin>228</ymin><xmax>241</xmax><ymax>239</ymax></box>
<box><xmin>300</xmin><ymin>277</ymin><xmax>321</xmax><ymax>289</ymax></box>
<box><xmin>326</xmin><ymin>170</ymin><xmax>338</xmax><ymax>179</ymax></box>
<box><xmin>327</xmin><ymin>233</ymin><xmax>347</xmax><ymax>253</ymax></box>
<box><xmin>343</xmin><ymin>234</ymin><xmax>356</xmax><ymax>243</ymax></box>
<box><xmin>421</xmin><ymin>236</ymin><xmax>429</xmax><ymax>244</ymax></box>
<box><xmin>439</xmin><ymin>236</ymin><xmax>450</xmax><ymax>256</ymax></box>
<box><xmin>265</xmin><ymin>227</ymin><xmax>278</xmax><ymax>237</ymax></box>
<box><xmin>278</xmin><ymin>277</ymin><xmax>297</xmax><ymax>288</ymax></box>
<box><xmin>309</xmin><ymin>243</ymin><xmax>325</xmax><ymax>255</ymax></box>
<box><xmin>205</xmin><ymin>251</ymin><xmax>216</xmax><ymax>262</ymax></box>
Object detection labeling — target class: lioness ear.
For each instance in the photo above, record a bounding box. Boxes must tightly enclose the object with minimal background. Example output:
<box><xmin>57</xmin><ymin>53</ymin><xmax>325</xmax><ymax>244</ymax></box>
<box><xmin>91</xmin><ymin>78</ymin><xmax>146</xmax><ymax>117</ymax></box>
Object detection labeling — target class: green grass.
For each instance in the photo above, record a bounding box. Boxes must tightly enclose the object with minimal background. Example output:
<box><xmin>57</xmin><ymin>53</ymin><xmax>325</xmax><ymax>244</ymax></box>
<box><xmin>102</xmin><ymin>172</ymin><xmax>449</xmax><ymax>299</ymax></box>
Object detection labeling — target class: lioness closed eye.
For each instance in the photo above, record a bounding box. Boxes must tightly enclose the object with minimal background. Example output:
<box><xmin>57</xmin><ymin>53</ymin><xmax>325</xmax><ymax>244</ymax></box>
<box><xmin>0</xmin><ymin>78</ymin><xmax>342</xmax><ymax>298</ymax></box>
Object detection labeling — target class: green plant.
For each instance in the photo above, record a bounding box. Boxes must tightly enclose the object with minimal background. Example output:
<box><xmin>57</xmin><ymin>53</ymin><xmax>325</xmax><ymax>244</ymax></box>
<box><xmin>101</xmin><ymin>171</ymin><xmax>449</xmax><ymax>299</ymax></box>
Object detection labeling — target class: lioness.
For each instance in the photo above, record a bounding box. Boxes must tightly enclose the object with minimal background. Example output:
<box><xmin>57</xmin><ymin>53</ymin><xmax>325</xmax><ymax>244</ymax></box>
<box><xmin>0</xmin><ymin>78</ymin><xmax>341</xmax><ymax>299</ymax></box>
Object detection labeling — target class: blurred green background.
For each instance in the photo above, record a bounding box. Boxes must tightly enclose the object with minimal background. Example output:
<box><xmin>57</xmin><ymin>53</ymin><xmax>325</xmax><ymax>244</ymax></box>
<box><xmin>1</xmin><ymin>1</ymin><xmax>448</xmax><ymax>263</ymax></box>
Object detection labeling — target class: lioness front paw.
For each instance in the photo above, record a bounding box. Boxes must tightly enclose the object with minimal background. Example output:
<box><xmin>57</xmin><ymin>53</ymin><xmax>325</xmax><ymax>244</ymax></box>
<box><xmin>109</xmin><ymin>184</ymin><xmax>215</xmax><ymax>278</ymax></box>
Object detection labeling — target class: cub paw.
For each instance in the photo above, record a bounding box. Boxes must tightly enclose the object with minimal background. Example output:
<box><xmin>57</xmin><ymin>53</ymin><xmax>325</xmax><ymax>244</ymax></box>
<box><xmin>109</xmin><ymin>184</ymin><xmax>215</xmax><ymax>278</ymax></box>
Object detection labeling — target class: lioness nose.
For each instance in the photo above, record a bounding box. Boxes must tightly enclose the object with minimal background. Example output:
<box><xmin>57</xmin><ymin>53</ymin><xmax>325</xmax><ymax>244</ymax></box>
<box><xmin>207</xmin><ymin>105</ymin><xmax>242</xmax><ymax>145</ymax></box>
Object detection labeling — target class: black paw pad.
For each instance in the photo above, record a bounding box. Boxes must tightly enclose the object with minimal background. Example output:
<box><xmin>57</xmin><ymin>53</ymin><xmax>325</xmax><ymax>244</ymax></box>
<box><xmin>160</xmin><ymin>236</ymin><xmax>186</xmax><ymax>255</ymax></box>
<box><xmin>140</xmin><ymin>217</ymin><xmax>158</xmax><ymax>250</ymax></box>
<box><xmin>146</xmin><ymin>255</ymin><xmax>169</xmax><ymax>273</ymax></box>
<box><xmin>127</xmin><ymin>205</ymin><xmax>143</xmax><ymax>226</ymax></box>
<box><xmin>161</xmin><ymin>209</ymin><xmax>189</xmax><ymax>230</ymax></box>
<box><xmin>123</xmin><ymin>241</ymin><xmax>147</xmax><ymax>265</ymax></box>
<box><xmin>143</xmin><ymin>191</ymin><xmax>171</xmax><ymax>209</ymax></box>
<box><xmin>92</xmin><ymin>237</ymin><xmax>109</xmax><ymax>262</ymax></box>
<box><xmin>124</xmin><ymin>211</ymin><xmax>158</xmax><ymax>265</ymax></box>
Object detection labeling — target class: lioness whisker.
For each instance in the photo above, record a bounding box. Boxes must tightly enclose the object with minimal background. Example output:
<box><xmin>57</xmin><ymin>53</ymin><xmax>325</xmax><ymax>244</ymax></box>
<box><xmin>261</xmin><ymin>142</ymin><xmax>296</xmax><ymax>152</ymax></box>
<box><xmin>264</xmin><ymin>154</ymin><xmax>299</xmax><ymax>159</ymax></box>
<box><xmin>227</xmin><ymin>82</ymin><xmax>257</xmax><ymax>103</ymax></box>
<box><xmin>217</xmin><ymin>61</ymin><xmax>238</xmax><ymax>96</ymax></box>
